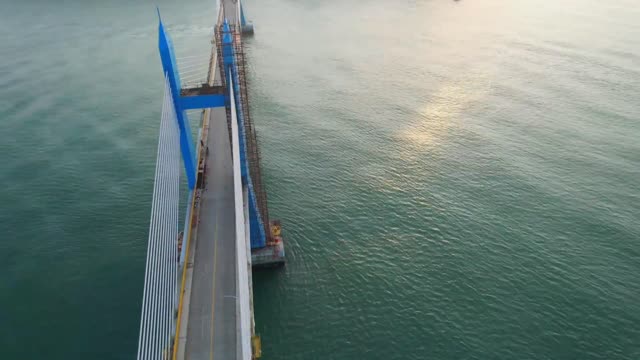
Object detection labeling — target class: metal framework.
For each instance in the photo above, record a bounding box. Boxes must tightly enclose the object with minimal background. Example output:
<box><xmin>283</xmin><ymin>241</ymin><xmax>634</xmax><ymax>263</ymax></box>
<box><xmin>215</xmin><ymin>22</ymin><xmax>271</xmax><ymax>248</ymax></box>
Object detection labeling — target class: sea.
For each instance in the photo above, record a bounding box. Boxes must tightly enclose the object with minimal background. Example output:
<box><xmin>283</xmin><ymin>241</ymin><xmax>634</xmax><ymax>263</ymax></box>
<box><xmin>0</xmin><ymin>0</ymin><xmax>639</xmax><ymax>358</ymax></box>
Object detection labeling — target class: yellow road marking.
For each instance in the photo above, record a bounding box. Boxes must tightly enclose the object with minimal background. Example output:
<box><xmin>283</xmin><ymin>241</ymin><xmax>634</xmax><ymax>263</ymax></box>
<box><xmin>172</xmin><ymin>108</ymin><xmax>210</xmax><ymax>360</ymax></box>
<box><xmin>172</xmin><ymin>186</ymin><xmax>197</xmax><ymax>360</ymax></box>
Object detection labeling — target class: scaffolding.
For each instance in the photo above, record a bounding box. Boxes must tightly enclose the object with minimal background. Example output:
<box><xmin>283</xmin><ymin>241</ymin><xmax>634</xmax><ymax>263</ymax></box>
<box><xmin>215</xmin><ymin>23</ymin><xmax>272</xmax><ymax>245</ymax></box>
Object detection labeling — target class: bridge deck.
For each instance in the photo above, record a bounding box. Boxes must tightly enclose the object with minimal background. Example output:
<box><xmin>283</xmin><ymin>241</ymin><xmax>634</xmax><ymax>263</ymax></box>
<box><xmin>180</xmin><ymin>2</ymin><xmax>245</xmax><ymax>359</ymax></box>
<box><xmin>222</xmin><ymin>0</ymin><xmax>238</xmax><ymax>25</ymax></box>
<box><xmin>184</xmin><ymin>105</ymin><xmax>238</xmax><ymax>360</ymax></box>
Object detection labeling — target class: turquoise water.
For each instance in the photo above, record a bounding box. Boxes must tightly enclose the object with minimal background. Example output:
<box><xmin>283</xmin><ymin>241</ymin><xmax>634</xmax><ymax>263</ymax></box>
<box><xmin>1</xmin><ymin>0</ymin><xmax>639</xmax><ymax>359</ymax></box>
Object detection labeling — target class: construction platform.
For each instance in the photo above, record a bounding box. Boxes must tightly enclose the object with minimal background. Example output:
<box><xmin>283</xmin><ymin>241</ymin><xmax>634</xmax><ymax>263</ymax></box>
<box><xmin>252</xmin><ymin>220</ymin><xmax>286</xmax><ymax>268</ymax></box>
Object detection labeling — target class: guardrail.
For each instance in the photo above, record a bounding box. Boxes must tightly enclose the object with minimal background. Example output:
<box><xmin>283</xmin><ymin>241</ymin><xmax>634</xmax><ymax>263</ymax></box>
<box><xmin>230</xmin><ymin>68</ymin><xmax>254</xmax><ymax>360</ymax></box>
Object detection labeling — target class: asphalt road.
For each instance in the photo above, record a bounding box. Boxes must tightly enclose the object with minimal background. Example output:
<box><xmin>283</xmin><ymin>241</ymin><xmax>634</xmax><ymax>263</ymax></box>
<box><xmin>184</xmin><ymin>106</ymin><xmax>238</xmax><ymax>360</ymax></box>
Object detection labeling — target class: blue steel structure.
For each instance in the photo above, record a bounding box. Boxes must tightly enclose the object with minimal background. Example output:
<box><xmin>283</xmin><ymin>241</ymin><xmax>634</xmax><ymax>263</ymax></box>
<box><xmin>240</xmin><ymin>4</ymin><xmax>247</xmax><ymax>27</ymax></box>
<box><xmin>157</xmin><ymin>11</ymin><xmax>226</xmax><ymax>189</ymax></box>
<box><xmin>158</xmin><ymin>13</ymin><xmax>267</xmax><ymax>247</ymax></box>
<box><xmin>181</xmin><ymin>94</ymin><xmax>226</xmax><ymax>110</ymax></box>
<box><xmin>220</xmin><ymin>20</ymin><xmax>267</xmax><ymax>249</ymax></box>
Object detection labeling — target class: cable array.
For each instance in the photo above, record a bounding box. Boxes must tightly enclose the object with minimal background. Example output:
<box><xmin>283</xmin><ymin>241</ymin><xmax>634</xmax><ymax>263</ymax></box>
<box><xmin>136</xmin><ymin>75</ymin><xmax>181</xmax><ymax>360</ymax></box>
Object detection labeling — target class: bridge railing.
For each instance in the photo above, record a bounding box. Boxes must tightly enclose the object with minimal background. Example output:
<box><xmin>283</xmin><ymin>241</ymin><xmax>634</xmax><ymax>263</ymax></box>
<box><xmin>230</xmin><ymin>68</ymin><xmax>254</xmax><ymax>360</ymax></box>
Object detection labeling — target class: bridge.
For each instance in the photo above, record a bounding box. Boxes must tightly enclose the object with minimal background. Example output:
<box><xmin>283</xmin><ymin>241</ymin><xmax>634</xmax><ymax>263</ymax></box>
<box><xmin>136</xmin><ymin>1</ymin><xmax>284</xmax><ymax>359</ymax></box>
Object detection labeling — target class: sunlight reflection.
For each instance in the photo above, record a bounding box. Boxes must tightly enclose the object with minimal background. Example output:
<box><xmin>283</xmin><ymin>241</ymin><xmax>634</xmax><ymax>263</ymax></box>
<box><xmin>396</xmin><ymin>74</ymin><xmax>491</xmax><ymax>161</ymax></box>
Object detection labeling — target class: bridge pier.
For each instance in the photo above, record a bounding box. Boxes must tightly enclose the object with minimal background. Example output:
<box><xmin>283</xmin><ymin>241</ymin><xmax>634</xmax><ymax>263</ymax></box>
<box><xmin>241</xmin><ymin>24</ymin><xmax>254</xmax><ymax>35</ymax></box>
